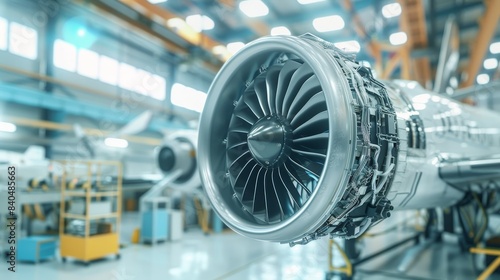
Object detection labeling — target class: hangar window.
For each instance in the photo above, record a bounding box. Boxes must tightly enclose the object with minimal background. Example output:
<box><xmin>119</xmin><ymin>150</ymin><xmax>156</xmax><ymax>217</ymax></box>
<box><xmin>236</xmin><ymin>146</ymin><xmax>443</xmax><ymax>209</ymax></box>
<box><xmin>135</xmin><ymin>69</ymin><xmax>166</xmax><ymax>100</ymax></box>
<box><xmin>9</xmin><ymin>22</ymin><xmax>38</xmax><ymax>60</ymax></box>
<box><xmin>171</xmin><ymin>83</ymin><xmax>206</xmax><ymax>112</ymax></box>
<box><xmin>99</xmin><ymin>55</ymin><xmax>119</xmax><ymax>86</ymax></box>
<box><xmin>149</xmin><ymin>74</ymin><xmax>166</xmax><ymax>100</ymax></box>
<box><xmin>119</xmin><ymin>63</ymin><xmax>137</xmax><ymax>91</ymax></box>
<box><xmin>77</xmin><ymin>48</ymin><xmax>99</xmax><ymax>79</ymax></box>
<box><xmin>134</xmin><ymin>68</ymin><xmax>150</xmax><ymax>96</ymax></box>
<box><xmin>0</xmin><ymin>17</ymin><xmax>7</xmax><ymax>50</ymax></box>
<box><xmin>53</xmin><ymin>39</ymin><xmax>77</xmax><ymax>72</ymax></box>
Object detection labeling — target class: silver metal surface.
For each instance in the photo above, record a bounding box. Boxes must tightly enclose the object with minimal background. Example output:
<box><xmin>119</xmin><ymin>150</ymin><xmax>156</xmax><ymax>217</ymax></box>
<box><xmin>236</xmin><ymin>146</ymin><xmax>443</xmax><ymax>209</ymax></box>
<box><xmin>387</xmin><ymin>81</ymin><xmax>500</xmax><ymax>209</ymax></box>
<box><xmin>198</xmin><ymin>34</ymin><xmax>500</xmax><ymax>245</ymax></box>
<box><xmin>451</xmin><ymin>80</ymin><xmax>500</xmax><ymax>100</ymax></box>
<box><xmin>199</xmin><ymin>34</ymin><xmax>356</xmax><ymax>243</ymax></box>
<box><xmin>433</xmin><ymin>16</ymin><xmax>459</xmax><ymax>94</ymax></box>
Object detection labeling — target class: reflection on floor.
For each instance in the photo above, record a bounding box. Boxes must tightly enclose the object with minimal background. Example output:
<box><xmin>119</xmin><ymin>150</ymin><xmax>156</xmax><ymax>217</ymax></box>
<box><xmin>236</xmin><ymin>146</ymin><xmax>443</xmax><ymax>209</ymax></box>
<box><xmin>0</xmin><ymin>212</ymin><xmax>481</xmax><ymax>280</ymax></box>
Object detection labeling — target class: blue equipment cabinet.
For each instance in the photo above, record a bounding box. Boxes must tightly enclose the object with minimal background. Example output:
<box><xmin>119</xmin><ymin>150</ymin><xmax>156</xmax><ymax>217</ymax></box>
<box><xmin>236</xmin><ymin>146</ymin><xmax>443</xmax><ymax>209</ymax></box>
<box><xmin>141</xmin><ymin>197</ymin><xmax>170</xmax><ymax>244</ymax></box>
<box><xmin>18</xmin><ymin>236</ymin><xmax>57</xmax><ymax>263</ymax></box>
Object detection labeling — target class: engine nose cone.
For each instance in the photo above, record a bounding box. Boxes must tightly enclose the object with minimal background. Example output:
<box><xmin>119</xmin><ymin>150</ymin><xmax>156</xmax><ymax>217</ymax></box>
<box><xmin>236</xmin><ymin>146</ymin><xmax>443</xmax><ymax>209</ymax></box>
<box><xmin>158</xmin><ymin>146</ymin><xmax>176</xmax><ymax>172</ymax></box>
<box><xmin>247</xmin><ymin>116</ymin><xmax>291</xmax><ymax>168</ymax></box>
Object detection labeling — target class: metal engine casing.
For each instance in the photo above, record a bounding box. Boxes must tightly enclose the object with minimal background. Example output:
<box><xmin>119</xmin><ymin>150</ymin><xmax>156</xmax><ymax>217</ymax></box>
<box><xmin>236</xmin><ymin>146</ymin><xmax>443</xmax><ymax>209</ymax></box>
<box><xmin>156</xmin><ymin>130</ymin><xmax>200</xmax><ymax>190</ymax></box>
<box><xmin>197</xmin><ymin>34</ymin><xmax>500</xmax><ymax>245</ymax></box>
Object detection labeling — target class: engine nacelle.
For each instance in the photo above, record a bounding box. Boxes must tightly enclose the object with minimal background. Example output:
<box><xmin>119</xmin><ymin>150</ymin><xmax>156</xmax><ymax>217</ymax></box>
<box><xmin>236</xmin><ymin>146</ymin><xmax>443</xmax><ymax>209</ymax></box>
<box><xmin>157</xmin><ymin>130</ymin><xmax>200</xmax><ymax>190</ymax></box>
<box><xmin>198</xmin><ymin>34</ymin><xmax>500</xmax><ymax>245</ymax></box>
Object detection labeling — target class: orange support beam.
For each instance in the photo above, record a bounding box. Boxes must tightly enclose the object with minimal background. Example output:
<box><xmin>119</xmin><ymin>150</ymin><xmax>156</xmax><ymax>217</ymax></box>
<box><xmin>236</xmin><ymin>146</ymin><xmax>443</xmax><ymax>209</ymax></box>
<box><xmin>400</xmin><ymin>46</ymin><xmax>411</xmax><ymax>80</ymax></box>
<box><xmin>341</xmin><ymin>0</ymin><xmax>384</xmax><ymax>75</ymax></box>
<box><xmin>120</xmin><ymin>0</ymin><xmax>223</xmax><ymax>53</ymax></box>
<box><xmin>3</xmin><ymin>117</ymin><xmax>162</xmax><ymax>146</ymax></box>
<box><xmin>84</xmin><ymin>0</ymin><xmax>222</xmax><ymax>71</ymax></box>
<box><xmin>399</xmin><ymin>0</ymin><xmax>432</xmax><ymax>84</ymax></box>
<box><xmin>382</xmin><ymin>52</ymin><xmax>401</xmax><ymax>79</ymax></box>
<box><xmin>462</xmin><ymin>0</ymin><xmax>500</xmax><ymax>87</ymax></box>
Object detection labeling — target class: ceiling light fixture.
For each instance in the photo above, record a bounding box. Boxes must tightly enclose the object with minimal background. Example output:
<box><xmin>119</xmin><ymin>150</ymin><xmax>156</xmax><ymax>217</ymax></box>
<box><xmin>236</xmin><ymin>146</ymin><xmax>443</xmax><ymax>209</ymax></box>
<box><xmin>0</xmin><ymin>121</ymin><xmax>16</xmax><ymax>133</ymax></box>
<box><xmin>490</xmin><ymin>42</ymin><xmax>500</xmax><ymax>54</ymax></box>
<box><xmin>186</xmin><ymin>14</ymin><xmax>215</xmax><ymax>32</ymax></box>
<box><xmin>389</xmin><ymin>32</ymin><xmax>407</xmax><ymax>45</ymax></box>
<box><xmin>483</xmin><ymin>58</ymin><xmax>498</xmax><ymax>70</ymax></box>
<box><xmin>167</xmin><ymin>18</ymin><xmax>187</xmax><ymax>30</ymax></box>
<box><xmin>382</xmin><ymin>3</ymin><xmax>402</xmax><ymax>18</ymax></box>
<box><xmin>104</xmin><ymin>137</ymin><xmax>128</xmax><ymax>148</ymax></box>
<box><xmin>297</xmin><ymin>0</ymin><xmax>325</xmax><ymax>4</ymax></box>
<box><xmin>239</xmin><ymin>0</ymin><xmax>269</xmax><ymax>18</ymax></box>
<box><xmin>476</xmin><ymin>74</ymin><xmax>490</xmax><ymax>85</ymax></box>
<box><xmin>312</xmin><ymin>15</ymin><xmax>344</xmax><ymax>32</ymax></box>
<box><xmin>270</xmin><ymin>26</ymin><xmax>291</xmax><ymax>36</ymax></box>
<box><xmin>212</xmin><ymin>45</ymin><xmax>227</xmax><ymax>55</ymax></box>
<box><xmin>148</xmin><ymin>0</ymin><xmax>168</xmax><ymax>4</ymax></box>
<box><xmin>227</xmin><ymin>42</ymin><xmax>245</xmax><ymax>54</ymax></box>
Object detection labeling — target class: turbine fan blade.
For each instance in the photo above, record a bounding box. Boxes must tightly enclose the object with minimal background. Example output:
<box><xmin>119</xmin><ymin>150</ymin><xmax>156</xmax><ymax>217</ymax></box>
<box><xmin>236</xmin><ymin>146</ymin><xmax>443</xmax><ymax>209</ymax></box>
<box><xmin>290</xmin><ymin>92</ymin><xmax>327</xmax><ymax>127</ymax></box>
<box><xmin>266</xmin><ymin>65</ymin><xmax>281</xmax><ymax>115</ymax></box>
<box><xmin>287</xmin><ymin>75</ymin><xmax>322</xmax><ymax>119</ymax></box>
<box><xmin>292</xmin><ymin>111</ymin><xmax>329</xmax><ymax>136</ymax></box>
<box><xmin>278</xmin><ymin>165</ymin><xmax>303</xmax><ymax>209</ymax></box>
<box><xmin>254</xmin><ymin>73</ymin><xmax>271</xmax><ymax>116</ymax></box>
<box><xmin>252</xmin><ymin>168</ymin><xmax>267</xmax><ymax>216</ymax></box>
<box><xmin>243</xmin><ymin>88</ymin><xmax>264</xmax><ymax>119</ymax></box>
<box><xmin>282</xmin><ymin>63</ymin><xmax>314</xmax><ymax>116</ymax></box>
<box><xmin>275</xmin><ymin>60</ymin><xmax>302</xmax><ymax>115</ymax></box>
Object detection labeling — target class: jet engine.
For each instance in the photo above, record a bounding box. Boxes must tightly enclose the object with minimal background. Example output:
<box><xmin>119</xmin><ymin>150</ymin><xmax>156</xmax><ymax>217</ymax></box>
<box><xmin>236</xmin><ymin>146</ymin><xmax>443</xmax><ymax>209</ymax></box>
<box><xmin>198</xmin><ymin>34</ymin><xmax>500</xmax><ymax>245</ymax></box>
<box><xmin>156</xmin><ymin>130</ymin><xmax>200</xmax><ymax>190</ymax></box>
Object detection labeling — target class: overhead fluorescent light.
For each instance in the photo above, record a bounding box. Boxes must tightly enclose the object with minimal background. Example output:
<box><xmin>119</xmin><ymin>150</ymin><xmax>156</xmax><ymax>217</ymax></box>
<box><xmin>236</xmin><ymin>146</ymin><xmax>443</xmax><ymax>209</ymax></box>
<box><xmin>297</xmin><ymin>0</ymin><xmax>325</xmax><ymax>4</ymax></box>
<box><xmin>212</xmin><ymin>45</ymin><xmax>230</xmax><ymax>60</ymax></box>
<box><xmin>227</xmin><ymin>42</ymin><xmax>245</xmax><ymax>54</ymax></box>
<box><xmin>476</xmin><ymin>74</ymin><xmax>490</xmax><ymax>85</ymax></box>
<box><xmin>104</xmin><ymin>137</ymin><xmax>128</xmax><ymax>148</ymax></box>
<box><xmin>382</xmin><ymin>3</ymin><xmax>402</xmax><ymax>18</ymax></box>
<box><xmin>239</xmin><ymin>0</ymin><xmax>269</xmax><ymax>18</ymax></box>
<box><xmin>0</xmin><ymin>122</ymin><xmax>16</xmax><ymax>133</ymax></box>
<box><xmin>389</xmin><ymin>32</ymin><xmax>407</xmax><ymax>45</ymax></box>
<box><xmin>167</xmin><ymin>18</ymin><xmax>187</xmax><ymax>30</ymax></box>
<box><xmin>212</xmin><ymin>45</ymin><xmax>227</xmax><ymax>55</ymax></box>
<box><xmin>148</xmin><ymin>0</ymin><xmax>167</xmax><ymax>4</ymax></box>
<box><xmin>334</xmin><ymin>40</ymin><xmax>361</xmax><ymax>53</ymax></box>
<box><xmin>186</xmin><ymin>14</ymin><xmax>215</xmax><ymax>32</ymax></box>
<box><xmin>490</xmin><ymin>42</ymin><xmax>500</xmax><ymax>54</ymax></box>
<box><xmin>271</xmin><ymin>26</ymin><xmax>291</xmax><ymax>36</ymax></box>
<box><xmin>312</xmin><ymin>15</ymin><xmax>344</xmax><ymax>32</ymax></box>
<box><xmin>484</xmin><ymin>58</ymin><xmax>498</xmax><ymax>70</ymax></box>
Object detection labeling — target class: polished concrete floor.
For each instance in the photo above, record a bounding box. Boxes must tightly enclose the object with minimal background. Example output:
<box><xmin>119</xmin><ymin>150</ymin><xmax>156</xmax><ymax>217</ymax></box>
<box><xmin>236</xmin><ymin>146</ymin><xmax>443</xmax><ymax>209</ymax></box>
<box><xmin>0</xmin><ymin>212</ymin><xmax>484</xmax><ymax>280</ymax></box>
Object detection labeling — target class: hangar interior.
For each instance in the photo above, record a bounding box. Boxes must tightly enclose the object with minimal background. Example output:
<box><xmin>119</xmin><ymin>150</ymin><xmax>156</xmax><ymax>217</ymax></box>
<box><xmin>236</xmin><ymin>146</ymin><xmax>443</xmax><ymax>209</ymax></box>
<box><xmin>0</xmin><ymin>0</ymin><xmax>500</xmax><ymax>279</ymax></box>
